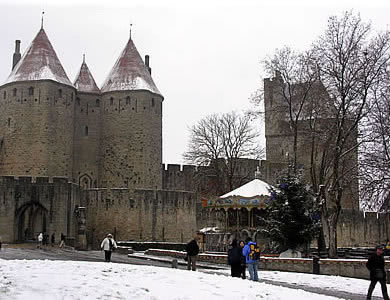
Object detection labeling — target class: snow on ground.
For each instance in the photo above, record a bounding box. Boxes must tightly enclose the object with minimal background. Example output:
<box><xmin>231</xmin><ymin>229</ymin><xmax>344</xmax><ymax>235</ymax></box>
<box><xmin>218</xmin><ymin>268</ymin><xmax>385</xmax><ymax>298</ymax></box>
<box><xmin>0</xmin><ymin>259</ymin><xmax>339</xmax><ymax>300</ymax></box>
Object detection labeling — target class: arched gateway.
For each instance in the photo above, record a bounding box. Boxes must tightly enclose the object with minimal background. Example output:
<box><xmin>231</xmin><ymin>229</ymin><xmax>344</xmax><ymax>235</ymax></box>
<box><xmin>15</xmin><ymin>201</ymin><xmax>48</xmax><ymax>241</ymax></box>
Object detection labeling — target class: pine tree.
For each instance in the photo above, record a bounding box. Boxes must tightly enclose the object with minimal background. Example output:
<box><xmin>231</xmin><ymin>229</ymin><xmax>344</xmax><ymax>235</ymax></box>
<box><xmin>260</xmin><ymin>169</ymin><xmax>320</xmax><ymax>252</ymax></box>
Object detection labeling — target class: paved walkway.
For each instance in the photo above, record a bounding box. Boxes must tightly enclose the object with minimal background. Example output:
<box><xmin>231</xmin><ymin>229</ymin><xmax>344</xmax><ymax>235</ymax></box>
<box><xmin>0</xmin><ymin>245</ymin><xmax>383</xmax><ymax>300</ymax></box>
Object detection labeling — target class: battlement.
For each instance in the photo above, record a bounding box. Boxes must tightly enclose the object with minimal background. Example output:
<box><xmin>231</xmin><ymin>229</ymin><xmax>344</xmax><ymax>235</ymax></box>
<box><xmin>0</xmin><ymin>175</ymin><xmax>72</xmax><ymax>185</ymax></box>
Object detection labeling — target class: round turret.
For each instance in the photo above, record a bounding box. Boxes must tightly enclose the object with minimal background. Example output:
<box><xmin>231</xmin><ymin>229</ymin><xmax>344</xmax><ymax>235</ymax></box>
<box><xmin>0</xmin><ymin>28</ymin><xmax>75</xmax><ymax>178</ymax></box>
<box><xmin>100</xmin><ymin>37</ymin><xmax>163</xmax><ymax>189</ymax></box>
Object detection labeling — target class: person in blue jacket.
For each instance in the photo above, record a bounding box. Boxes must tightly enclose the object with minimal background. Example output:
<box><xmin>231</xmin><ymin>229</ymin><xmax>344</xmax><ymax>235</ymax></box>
<box><xmin>242</xmin><ymin>237</ymin><xmax>259</xmax><ymax>281</ymax></box>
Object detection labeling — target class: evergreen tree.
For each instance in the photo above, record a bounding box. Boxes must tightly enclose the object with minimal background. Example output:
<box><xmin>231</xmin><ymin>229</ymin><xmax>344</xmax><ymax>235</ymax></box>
<box><xmin>260</xmin><ymin>169</ymin><xmax>320</xmax><ymax>252</ymax></box>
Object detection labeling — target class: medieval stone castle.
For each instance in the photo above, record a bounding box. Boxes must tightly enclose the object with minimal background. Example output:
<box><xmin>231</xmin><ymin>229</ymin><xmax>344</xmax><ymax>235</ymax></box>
<box><xmin>0</xmin><ymin>24</ymin><xmax>388</xmax><ymax>249</ymax></box>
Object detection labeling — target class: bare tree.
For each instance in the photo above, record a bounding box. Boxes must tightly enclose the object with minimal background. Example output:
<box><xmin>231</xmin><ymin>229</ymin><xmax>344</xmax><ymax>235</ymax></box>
<box><xmin>183</xmin><ymin>111</ymin><xmax>263</xmax><ymax>195</ymax></box>
<box><xmin>313</xmin><ymin>11</ymin><xmax>390</xmax><ymax>257</ymax></box>
<box><xmin>360</xmin><ymin>70</ymin><xmax>390</xmax><ymax>211</ymax></box>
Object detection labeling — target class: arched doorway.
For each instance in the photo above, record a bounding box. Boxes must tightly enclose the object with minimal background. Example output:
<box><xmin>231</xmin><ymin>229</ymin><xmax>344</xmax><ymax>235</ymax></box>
<box><xmin>15</xmin><ymin>202</ymin><xmax>48</xmax><ymax>241</ymax></box>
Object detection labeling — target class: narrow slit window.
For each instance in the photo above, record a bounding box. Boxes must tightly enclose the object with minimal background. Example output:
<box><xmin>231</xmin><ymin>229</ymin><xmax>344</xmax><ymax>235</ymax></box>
<box><xmin>85</xmin><ymin>126</ymin><xmax>88</xmax><ymax>136</ymax></box>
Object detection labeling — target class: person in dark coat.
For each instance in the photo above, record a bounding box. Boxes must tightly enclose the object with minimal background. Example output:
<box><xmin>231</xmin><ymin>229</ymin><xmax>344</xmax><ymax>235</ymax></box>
<box><xmin>51</xmin><ymin>233</ymin><xmax>55</xmax><ymax>247</ymax></box>
<box><xmin>228</xmin><ymin>239</ymin><xmax>242</xmax><ymax>277</ymax></box>
<box><xmin>239</xmin><ymin>240</ymin><xmax>246</xmax><ymax>279</ymax></box>
<box><xmin>186</xmin><ymin>237</ymin><xmax>200</xmax><ymax>271</ymax></box>
<box><xmin>366</xmin><ymin>245</ymin><xmax>389</xmax><ymax>300</ymax></box>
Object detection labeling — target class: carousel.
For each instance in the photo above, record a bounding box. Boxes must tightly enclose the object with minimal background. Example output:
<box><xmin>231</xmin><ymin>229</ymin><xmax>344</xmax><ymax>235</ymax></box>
<box><xmin>201</xmin><ymin>178</ymin><xmax>275</xmax><ymax>252</ymax></box>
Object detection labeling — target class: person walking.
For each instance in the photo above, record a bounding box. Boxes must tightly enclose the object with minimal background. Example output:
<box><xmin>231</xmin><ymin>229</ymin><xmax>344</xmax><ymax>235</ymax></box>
<box><xmin>51</xmin><ymin>233</ymin><xmax>55</xmax><ymax>247</ymax></box>
<box><xmin>366</xmin><ymin>245</ymin><xmax>390</xmax><ymax>300</ymax></box>
<box><xmin>186</xmin><ymin>236</ymin><xmax>199</xmax><ymax>271</ymax></box>
<box><xmin>59</xmin><ymin>233</ymin><xmax>66</xmax><ymax>248</ymax></box>
<box><xmin>239</xmin><ymin>240</ymin><xmax>246</xmax><ymax>279</ymax></box>
<box><xmin>228</xmin><ymin>239</ymin><xmax>242</xmax><ymax>277</ymax></box>
<box><xmin>101</xmin><ymin>234</ymin><xmax>117</xmax><ymax>262</ymax></box>
<box><xmin>37</xmin><ymin>232</ymin><xmax>43</xmax><ymax>249</ymax></box>
<box><xmin>243</xmin><ymin>237</ymin><xmax>259</xmax><ymax>281</ymax></box>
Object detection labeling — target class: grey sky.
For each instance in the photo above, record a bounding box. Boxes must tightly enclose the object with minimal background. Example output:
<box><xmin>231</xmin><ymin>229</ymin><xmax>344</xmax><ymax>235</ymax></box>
<box><xmin>0</xmin><ymin>0</ymin><xmax>389</xmax><ymax>164</ymax></box>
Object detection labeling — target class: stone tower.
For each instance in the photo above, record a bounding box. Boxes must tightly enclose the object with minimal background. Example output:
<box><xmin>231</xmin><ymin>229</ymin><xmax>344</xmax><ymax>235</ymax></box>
<box><xmin>73</xmin><ymin>57</ymin><xmax>101</xmax><ymax>188</ymax></box>
<box><xmin>0</xmin><ymin>28</ymin><xmax>75</xmax><ymax>178</ymax></box>
<box><xmin>100</xmin><ymin>36</ymin><xmax>163</xmax><ymax>189</ymax></box>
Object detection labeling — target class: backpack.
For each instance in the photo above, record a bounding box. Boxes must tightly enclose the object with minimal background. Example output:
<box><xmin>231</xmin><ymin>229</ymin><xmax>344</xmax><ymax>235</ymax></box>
<box><xmin>249</xmin><ymin>243</ymin><xmax>260</xmax><ymax>261</ymax></box>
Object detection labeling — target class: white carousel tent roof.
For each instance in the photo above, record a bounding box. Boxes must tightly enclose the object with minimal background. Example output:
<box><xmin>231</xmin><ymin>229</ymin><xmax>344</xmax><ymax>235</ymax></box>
<box><xmin>219</xmin><ymin>179</ymin><xmax>273</xmax><ymax>198</ymax></box>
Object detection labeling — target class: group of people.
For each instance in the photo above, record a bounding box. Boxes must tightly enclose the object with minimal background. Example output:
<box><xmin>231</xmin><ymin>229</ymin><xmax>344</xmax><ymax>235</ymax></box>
<box><xmin>37</xmin><ymin>232</ymin><xmax>66</xmax><ymax>248</ymax></box>
<box><xmin>228</xmin><ymin>237</ymin><xmax>259</xmax><ymax>281</ymax></box>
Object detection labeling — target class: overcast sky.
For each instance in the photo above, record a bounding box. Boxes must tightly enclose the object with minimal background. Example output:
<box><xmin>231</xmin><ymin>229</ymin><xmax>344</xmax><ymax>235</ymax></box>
<box><xmin>0</xmin><ymin>0</ymin><xmax>389</xmax><ymax>165</ymax></box>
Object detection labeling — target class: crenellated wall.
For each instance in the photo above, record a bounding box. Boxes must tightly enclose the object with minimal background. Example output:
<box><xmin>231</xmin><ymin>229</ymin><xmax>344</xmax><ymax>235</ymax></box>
<box><xmin>0</xmin><ymin>176</ymin><xmax>83</xmax><ymax>244</ymax></box>
<box><xmin>85</xmin><ymin>187</ymin><xmax>197</xmax><ymax>249</ymax></box>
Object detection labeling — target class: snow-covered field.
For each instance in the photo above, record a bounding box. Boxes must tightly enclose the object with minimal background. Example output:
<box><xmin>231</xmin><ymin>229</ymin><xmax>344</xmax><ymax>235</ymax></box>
<box><xmin>0</xmin><ymin>259</ymin><xmax>340</xmax><ymax>300</ymax></box>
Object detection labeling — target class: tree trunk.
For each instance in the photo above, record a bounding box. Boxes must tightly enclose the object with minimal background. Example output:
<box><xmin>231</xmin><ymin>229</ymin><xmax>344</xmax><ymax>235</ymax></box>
<box><xmin>327</xmin><ymin>210</ymin><xmax>340</xmax><ymax>258</ymax></box>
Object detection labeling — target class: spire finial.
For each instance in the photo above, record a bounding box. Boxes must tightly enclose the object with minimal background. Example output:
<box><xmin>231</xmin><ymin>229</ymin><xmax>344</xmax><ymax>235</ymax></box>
<box><xmin>130</xmin><ymin>23</ymin><xmax>133</xmax><ymax>40</ymax></box>
<box><xmin>83</xmin><ymin>54</ymin><xmax>85</xmax><ymax>63</ymax></box>
<box><xmin>41</xmin><ymin>10</ymin><xmax>45</xmax><ymax>29</ymax></box>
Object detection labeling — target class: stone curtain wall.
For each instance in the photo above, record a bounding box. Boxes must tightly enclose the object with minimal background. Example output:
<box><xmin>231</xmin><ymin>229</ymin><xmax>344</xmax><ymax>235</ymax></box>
<box><xmin>85</xmin><ymin>187</ymin><xmax>197</xmax><ymax>249</ymax></box>
<box><xmin>0</xmin><ymin>81</ymin><xmax>75</xmax><ymax>178</ymax></box>
<box><xmin>0</xmin><ymin>176</ymin><xmax>82</xmax><ymax>243</ymax></box>
<box><xmin>333</xmin><ymin>210</ymin><xmax>390</xmax><ymax>247</ymax></box>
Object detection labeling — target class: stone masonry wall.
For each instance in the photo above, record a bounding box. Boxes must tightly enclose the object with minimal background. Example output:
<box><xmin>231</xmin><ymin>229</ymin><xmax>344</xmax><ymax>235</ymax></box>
<box><xmin>100</xmin><ymin>90</ymin><xmax>163</xmax><ymax>189</ymax></box>
<box><xmin>0</xmin><ymin>80</ymin><xmax>75</xmax><ymax>178</ymax></box>
<box><xmin>85</xmin><ymin>187</ymin><xmax>197</xmax><ymax>249</ymax></box>
<box><xmin>72</xmin><ymin>91</ymin><xmax>102</xmax><ymax>188</ymax></box>
<box><xmin>0</xmin><ymin>176</ymin><xmax>82</xmax><ymax>243</ymax></box>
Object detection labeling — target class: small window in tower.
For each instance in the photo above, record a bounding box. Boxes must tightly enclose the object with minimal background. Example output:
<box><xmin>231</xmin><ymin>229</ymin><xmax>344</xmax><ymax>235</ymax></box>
<box><xmin>13</xmin><ymin>88</ymin><xmax>17</xmax><ymax>96</ymax></box>
<box><xmin>3</xmin><ymin>91</ymin><xmax>6</xmax><ymax>99</ymax></box>
<box><xmin>110</xmin><ymin>97</ymin><xmax>114</xmax><ymax>105</ymax></box>
<box><xmin>28</xmin><ymin>87</ymin><xmax>34</xmax><ymax>96</ymax></box>
<box><xmin>58</xmin><ymin>89</ymin><xmax>62</xmax><ymax>98</ymax></box>
<box><xmin>76</xmin><ymin>97</ymin><xmax>80</xmax><ymax>106</ymax></box>
<box><xmin>85</xmin><ymin>126</ymin><xmax>88</xmax><ymax>136</ymax></box>
<box><xmin>96</xmin><ymin>99</ymin><xmax>100</xmax><ymax>107</ymax></box>
<box><xmin>8</xmin><ymin>118</ymin><xmax>11</xmax><ymax>127</ymax></box>
<box><xmin>152</xmin><ymin>98</ymin><xmax>155</xmax><ymax>107</ymax></box>
<box><xmin>126</xmin><ymin>96</ymin><xmax>130</xmax><ymax>105</ymax></box>
<box><xmin>71</xmin><ymin>93</ymin><xmax>74</xmax><ymax>101</ymax></box>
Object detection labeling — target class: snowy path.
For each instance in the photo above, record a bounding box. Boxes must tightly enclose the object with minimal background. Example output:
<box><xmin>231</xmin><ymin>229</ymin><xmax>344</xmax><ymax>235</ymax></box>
<box><xmin>0</xmin><ymin>259</ymin><xmax>340</xmax><ymax>300</ymax></box>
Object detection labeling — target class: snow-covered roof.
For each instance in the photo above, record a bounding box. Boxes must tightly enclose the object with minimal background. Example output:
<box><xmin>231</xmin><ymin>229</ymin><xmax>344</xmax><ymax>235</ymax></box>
<box><xmin>101</xmin><ymin>38</ymin><xmax>162</xmax><ymax>96</ymax></box>
<box><xmin>3</xmin><ymin>28</ymin><xmax>73</xmax><ymax>87</ymax></box>
<box><xmin>73</xmin><ymin>59</ymin><xmax>100</xmax><ymax>93</ymax></box>
<box><xmin>219</xmin><ymin>179</ymin><xmax>273</xmax><ymax>198</ymax></box>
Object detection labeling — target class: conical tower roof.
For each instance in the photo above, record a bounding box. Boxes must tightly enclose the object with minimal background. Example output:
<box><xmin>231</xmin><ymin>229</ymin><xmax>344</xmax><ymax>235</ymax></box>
<box><xmin>74</xmin><ymin>58</ymin><xmax>100</xmax><ymax>93</ymax></box>
<box><xmin>101</xmin><ymin>38</ymin><xmax>162</xmax><ymax>96</ymax></box>
<box><xmin>3</xmin><ymin>28</ymin><xmax>72</xmax><ymax>87</ymax></box>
